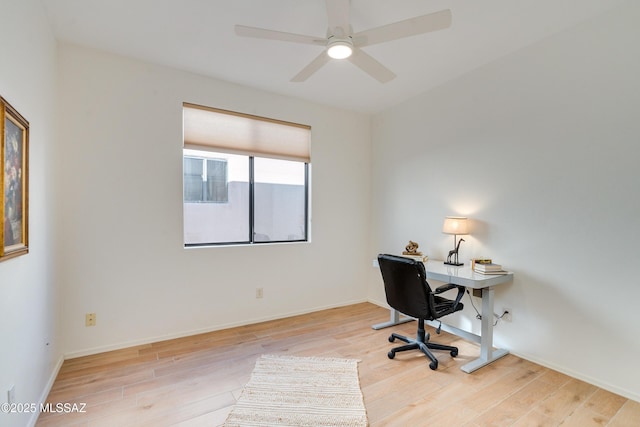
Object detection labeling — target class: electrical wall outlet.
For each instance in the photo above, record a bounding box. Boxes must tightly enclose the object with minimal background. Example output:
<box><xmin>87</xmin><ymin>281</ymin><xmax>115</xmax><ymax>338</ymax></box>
<box><xmin>7</xmin><ymin>384</ymin><xmax>15</xmax><ymax>404</ymax></box>
<box><xmin>502</xmin><ymin>308</ymin><xmax>512</xmax><ymax>322</ymax></box>
<box><xmin>85</xmin><ymin>313</ymin><xmax>96</xmax><ymax>326</ymax></box>
<box><xmin>256</xmin><ymin>288</ymin><xmax>264</xmax><ymax>299</ymax></box>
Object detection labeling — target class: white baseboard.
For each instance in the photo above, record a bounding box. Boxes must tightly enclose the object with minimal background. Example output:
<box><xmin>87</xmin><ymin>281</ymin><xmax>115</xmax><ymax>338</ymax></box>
<box><xmin>64</xmin><ymin>298</ymin><xmax>368</xmax><ymax>359</ymax></box>
<box><xmin>28</xmin><ymin>354</ymin><xmax>64</xmax><ymax>427</ymax></box>
<box><xmin>367</xmin><ymin>298</ymin><xmax>387</xmax><ymax>308</ymax></box>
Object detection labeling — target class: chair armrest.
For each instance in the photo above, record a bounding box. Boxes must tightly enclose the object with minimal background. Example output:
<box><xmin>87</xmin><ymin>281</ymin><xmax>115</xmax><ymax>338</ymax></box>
<box><xmin>434</xmin><ymin>283</ymin><xmax>466</xmax><ymax>311</ymax></box>
<box><xmin>435</xmin><ymin>283</ymin><xmax>458</xmax><ymax>294</ymax></box>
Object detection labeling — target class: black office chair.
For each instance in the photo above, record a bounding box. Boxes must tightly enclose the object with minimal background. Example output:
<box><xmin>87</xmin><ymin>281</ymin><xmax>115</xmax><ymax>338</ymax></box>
<box><xmin>378</xmin><ymin>254</ymin><xmax>466</xmax><ymax>370</ymax></box>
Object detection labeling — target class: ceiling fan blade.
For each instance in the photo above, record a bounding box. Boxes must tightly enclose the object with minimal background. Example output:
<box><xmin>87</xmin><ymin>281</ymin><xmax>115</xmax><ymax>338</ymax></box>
<box><xmin>235</xmin><ymin>25</ymin><xmax>326</xmax><ymax>46</ymax></box>
<box><xmin>348</xmin><ymin>48</ymin><xmax>396</xmax><ymax>83</ymax></box>
<box><xmin>353</xmin><ymin>9</ymin><xmax>451</xmax><ymax>47</ymax></box>
<box><xmin>326</xmin><ymin>0</ymin><xmax>350</xmax><ymax>37</ymax></box>
<box><xmin>291</xmin><ymin>51</ymin><xmax>332</xmax><ymax>82</ymax></box>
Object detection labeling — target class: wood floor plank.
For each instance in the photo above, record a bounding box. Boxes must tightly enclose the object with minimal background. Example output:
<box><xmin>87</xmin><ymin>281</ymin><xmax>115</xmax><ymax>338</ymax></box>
<box><xmin>537</xmin><ymin>378</ymin><xmax>599</xmax><ymax>422</ymax></box>
<box><xmin>35</xmin><ymin>303</ymin><xmax>638</xmax><ymax>427</ymax></box>
<box><xmin>609</xmin><ymin>400</ymin><xmax>640</xmax><ymax>427</ymax></box>
<box><xmin>585</xmin><ymin>388</ymin><xmax>628</xmax><ymax>418</ymax></box>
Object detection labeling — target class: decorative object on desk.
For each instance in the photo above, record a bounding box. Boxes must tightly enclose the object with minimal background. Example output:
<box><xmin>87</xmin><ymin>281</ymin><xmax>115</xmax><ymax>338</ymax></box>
<box><xmin>442</xmin><ymin>216</ymin><xmax>469</xmax><ymax>266</ymax></box>
<box><xmin>402</xmin><ymin>240</ymin><xmax>422</xmax><ymax>256</ymax></box>
<box><xmin>446</xmin><ymin>238</ymin><xmax>465</xmax><ymax>265</ymax></box>
<box><xmin>1</xmin><ymin>96</ymin><xmax>29</xmax><ymax>262</ymax></box>
<box><xmin>401</xmin><ymin>240</ymin><xmax>428</xmax><ymax>262</ymax></box>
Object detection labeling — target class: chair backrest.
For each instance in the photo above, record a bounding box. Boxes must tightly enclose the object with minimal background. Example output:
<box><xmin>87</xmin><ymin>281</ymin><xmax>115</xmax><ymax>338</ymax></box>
<box><xmin>378</xmin><ymin>254</ymin><xmax>433</xmax><ymax>319</ymax></box>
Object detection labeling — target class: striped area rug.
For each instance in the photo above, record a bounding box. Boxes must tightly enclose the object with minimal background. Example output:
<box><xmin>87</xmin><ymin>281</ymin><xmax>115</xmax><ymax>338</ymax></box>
<box><xmin>224</xmin><ymin>354</ymin><xmax>368</xmax><ymax>426</ymax></box>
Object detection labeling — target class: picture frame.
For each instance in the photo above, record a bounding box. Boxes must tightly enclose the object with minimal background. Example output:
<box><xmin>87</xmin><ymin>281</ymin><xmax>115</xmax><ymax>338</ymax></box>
<box><xmin>1</xmin><ymin>96</ymin><xmax>29</xmax><ymax>261</ymax></box>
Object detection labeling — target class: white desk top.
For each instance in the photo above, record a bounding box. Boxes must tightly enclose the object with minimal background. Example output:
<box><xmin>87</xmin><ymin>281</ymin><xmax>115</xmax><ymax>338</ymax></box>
<box><xmin>423</xmin><ymin>260</ymin><xmax>513</xmax><ymax>289</ymax></box>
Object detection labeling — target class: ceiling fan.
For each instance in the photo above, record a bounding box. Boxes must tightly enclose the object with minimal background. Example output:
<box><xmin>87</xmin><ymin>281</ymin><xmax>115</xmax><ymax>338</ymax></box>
<box><xmin>235</xmin><ymin>0</ymin><xmax>451</xmax><ymax>83</ymax></box>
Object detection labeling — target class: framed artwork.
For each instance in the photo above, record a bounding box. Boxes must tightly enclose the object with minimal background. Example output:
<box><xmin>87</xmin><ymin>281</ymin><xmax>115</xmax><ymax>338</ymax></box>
<box><xmin>1</xmin><ymin>96</ymin><xmax>29</xmax><ymax>261</ymax></box>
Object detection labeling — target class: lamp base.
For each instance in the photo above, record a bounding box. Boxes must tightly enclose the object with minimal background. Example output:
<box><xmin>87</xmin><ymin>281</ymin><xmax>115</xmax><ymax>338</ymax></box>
<box><xmin>443</xmin><ymin>261</ymin><xmax>464</xmax><ymax>266</ymax></box>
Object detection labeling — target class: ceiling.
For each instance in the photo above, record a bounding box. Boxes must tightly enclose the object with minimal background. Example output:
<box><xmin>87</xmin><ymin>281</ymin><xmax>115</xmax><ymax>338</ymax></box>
<box><xmin>41</xmin><ymin>0</ymin><xmax>627</xmax><ymax>113</ymax></box>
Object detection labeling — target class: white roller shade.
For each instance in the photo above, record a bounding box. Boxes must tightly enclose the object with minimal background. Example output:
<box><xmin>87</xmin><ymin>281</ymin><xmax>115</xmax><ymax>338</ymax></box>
<box><xmin>183</xmin><ymin>103</ymin><xmax>311</xmax><ymax>163</ymax></box>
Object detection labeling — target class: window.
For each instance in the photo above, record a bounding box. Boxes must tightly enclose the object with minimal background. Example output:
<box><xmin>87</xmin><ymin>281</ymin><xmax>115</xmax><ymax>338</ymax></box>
<box><xmin>183</xmin><ymin>104</ymin><xmax>310</xmax><ymax>246</ymax></box>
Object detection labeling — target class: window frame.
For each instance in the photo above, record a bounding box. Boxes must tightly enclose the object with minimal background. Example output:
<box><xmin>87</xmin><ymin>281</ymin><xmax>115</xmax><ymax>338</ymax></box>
<box><xmin>182</xmin><ymin>103</ymin><xmax>311</xmax><ymax>247</ymax></box>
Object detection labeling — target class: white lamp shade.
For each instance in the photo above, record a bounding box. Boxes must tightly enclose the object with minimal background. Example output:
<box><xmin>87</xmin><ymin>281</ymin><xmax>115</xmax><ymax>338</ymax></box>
<box><xmin>442</xmin><ymin>216</ymin><xmax>469</xmax><ymax>235</ymax></box>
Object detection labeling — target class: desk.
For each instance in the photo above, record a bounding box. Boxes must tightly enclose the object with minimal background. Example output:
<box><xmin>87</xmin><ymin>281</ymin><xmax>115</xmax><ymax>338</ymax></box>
<box><xmin>372</xmin><ymin>259</ymin><xmax>513</xmax><ymax>373</ymax></box>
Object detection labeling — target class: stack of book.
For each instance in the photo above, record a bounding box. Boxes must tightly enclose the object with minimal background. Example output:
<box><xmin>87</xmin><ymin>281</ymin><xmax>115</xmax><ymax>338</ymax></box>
<box><xmin>473</xmin><ymin>261</ymin><xmax>507</xmax><ymax>275</ymax></box>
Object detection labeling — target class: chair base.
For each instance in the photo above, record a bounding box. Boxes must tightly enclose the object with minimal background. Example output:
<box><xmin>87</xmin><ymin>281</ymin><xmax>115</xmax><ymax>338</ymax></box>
<box><xmin>387</xmin><ymin>319</ymin><xmax>458</xmax><ymax>370</ymax></box>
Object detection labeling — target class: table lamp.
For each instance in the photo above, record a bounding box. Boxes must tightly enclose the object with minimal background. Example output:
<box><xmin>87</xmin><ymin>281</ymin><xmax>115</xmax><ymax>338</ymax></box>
<box><xmin>442</xmin><ymin>216</ymin><xmax>469</xmax><ymax>266</ymax></box>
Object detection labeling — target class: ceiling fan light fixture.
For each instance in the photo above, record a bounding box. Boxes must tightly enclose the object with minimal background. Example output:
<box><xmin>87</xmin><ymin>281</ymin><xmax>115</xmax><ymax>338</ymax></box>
<box><xmin>327</xmin><ymin>37</ymin><xmax>353</xmax><ymax>59</ymax></box>
<box><xmin>236</xmin><ymin>5</ymin><xmax>452</xmax><ymax>82</ymax></box>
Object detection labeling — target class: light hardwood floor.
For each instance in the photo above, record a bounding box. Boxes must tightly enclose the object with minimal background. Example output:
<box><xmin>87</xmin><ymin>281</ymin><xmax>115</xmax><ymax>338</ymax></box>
<box><xmin>36</xmin><ymin>303</ymin><xmax>639</xmax><ymax>426</ymax></box>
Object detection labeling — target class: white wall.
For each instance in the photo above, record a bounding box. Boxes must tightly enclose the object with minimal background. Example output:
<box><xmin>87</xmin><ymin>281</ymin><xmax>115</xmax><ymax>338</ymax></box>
<box><xmin>0</xmin><ymin>1</ymin><xmax>60</xmax><ymax>426</ymax></box>
<box><xmin>56</xmin><ymin>44</ymin><xmax>372</xmax><ymax>356</ymax></box>
<box><xmin>370</xmin><ymin>1</ymin><xmax>640</xmax><ymax>400</ymax></box>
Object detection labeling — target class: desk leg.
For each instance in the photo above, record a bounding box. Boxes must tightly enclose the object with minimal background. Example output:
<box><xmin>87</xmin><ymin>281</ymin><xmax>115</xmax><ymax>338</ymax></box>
<box><xmin>460</xmin><ymin>287</ymin><xmax>509</xmax><ymax>373</ymax></box>
<box><xmin>372</xmin><ymin>308</ymin><xmax>414</xmax><ymax>330</ymax></box>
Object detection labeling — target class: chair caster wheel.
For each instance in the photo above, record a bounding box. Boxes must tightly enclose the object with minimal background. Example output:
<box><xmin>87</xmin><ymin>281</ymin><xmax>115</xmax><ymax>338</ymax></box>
<box><xmin>450</xmin><ymin>349</ymin><xmax>458</xmax><ymax>357</ymax></box>
<box><xmin>388</xmin><ymin>351</ymin><xmax>395</xmax><ymax>359</ymax></box>
<box><xmin>429</xmin><ymin>361</ymin><xmax>438</xmax><ymax>370</ymax></box>
<box><xmin>388</xmin><ymin>335</ymin><xmax>395</xmax><ymax>343</ymax></box>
